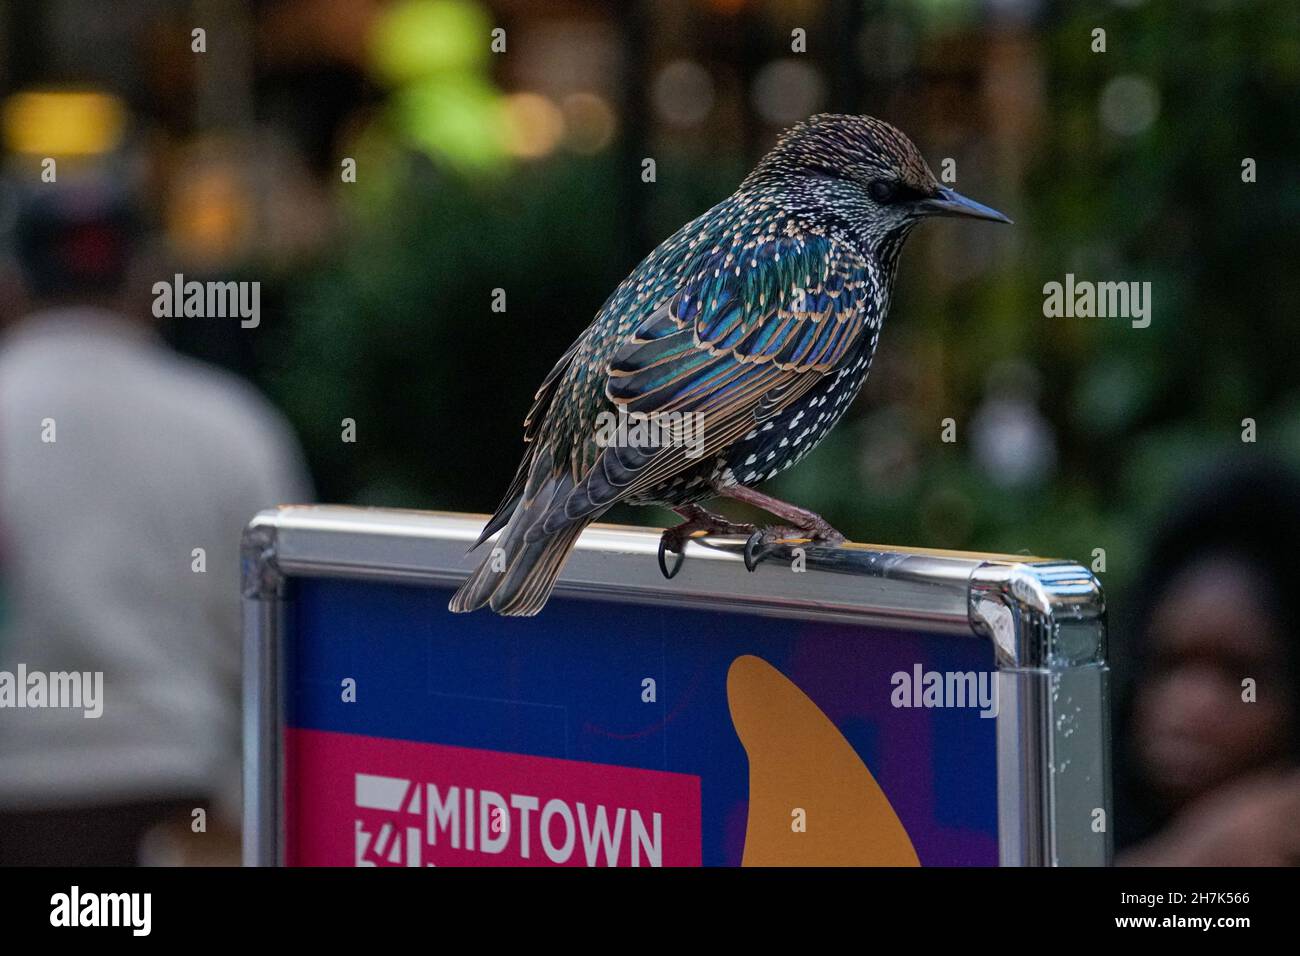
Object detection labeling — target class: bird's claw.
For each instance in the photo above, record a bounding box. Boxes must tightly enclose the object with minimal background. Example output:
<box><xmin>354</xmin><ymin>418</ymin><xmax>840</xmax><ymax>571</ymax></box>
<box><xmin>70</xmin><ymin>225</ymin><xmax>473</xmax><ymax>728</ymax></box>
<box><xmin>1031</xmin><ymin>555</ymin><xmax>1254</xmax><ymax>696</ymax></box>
<box><xmin>657</xmin><ymin>507</ymin><xmax>757</xmax><ymax>580</ymax></box>
<box><xmin>742</xmin><ymin>525</ymin><xmax>845</xmax><ymax>572</ymax></box>
<box><xmin>657</xmin><ymin>533</ymin><xmax>687</xmax><ymax>580</ymax></box>
<box><xmin>743</xmin><ymin>528</ymin><xmax>799</xmax><ymax>571</ymax></box>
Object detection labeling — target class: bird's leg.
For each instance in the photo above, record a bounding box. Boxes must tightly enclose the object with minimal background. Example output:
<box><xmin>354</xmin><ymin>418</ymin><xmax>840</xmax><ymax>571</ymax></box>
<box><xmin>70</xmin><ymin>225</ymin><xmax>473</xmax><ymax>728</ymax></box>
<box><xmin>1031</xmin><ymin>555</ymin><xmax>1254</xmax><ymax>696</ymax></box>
<box><xmin>718</xmin><ymin>485</ymin><xmax>846</xmax><ymax>571</ymax></box>
<box><xmin>657</xmin><ymin>504</ymin><xmax>757</xmax><ymax>579</ymax></box>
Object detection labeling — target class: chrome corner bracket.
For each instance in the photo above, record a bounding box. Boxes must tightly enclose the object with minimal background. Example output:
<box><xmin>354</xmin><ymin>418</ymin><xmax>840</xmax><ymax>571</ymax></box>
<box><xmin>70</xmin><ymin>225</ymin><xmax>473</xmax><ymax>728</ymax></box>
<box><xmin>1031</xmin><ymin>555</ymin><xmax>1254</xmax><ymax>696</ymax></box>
<box><xmin>970</xmin><ymin>560</ymin><xmax>1111</xmax><ymax>866</ymax></box>
<box><xmin>241</xmin><ymin>512</ymin><xmax>286</xmax><ymax>602</ymax></box>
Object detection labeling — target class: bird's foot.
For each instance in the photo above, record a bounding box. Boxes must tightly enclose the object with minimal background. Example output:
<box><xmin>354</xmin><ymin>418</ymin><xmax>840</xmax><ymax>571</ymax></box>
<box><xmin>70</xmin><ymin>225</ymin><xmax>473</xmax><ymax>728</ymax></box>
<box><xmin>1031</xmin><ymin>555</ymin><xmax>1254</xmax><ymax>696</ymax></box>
<box><xmin>658</xmin><ymin>505</ymin><xmax>757</xmax><ymax>579</ymax></box>
<box><xmin>715</xmin><ymin>484</ymin><xmax>846</xmax><ymax>571</ymax></box>
<box><xmin>743</xmin><ymin>521</ymin><xmax>846</xmax><ymax>572</ymax></box>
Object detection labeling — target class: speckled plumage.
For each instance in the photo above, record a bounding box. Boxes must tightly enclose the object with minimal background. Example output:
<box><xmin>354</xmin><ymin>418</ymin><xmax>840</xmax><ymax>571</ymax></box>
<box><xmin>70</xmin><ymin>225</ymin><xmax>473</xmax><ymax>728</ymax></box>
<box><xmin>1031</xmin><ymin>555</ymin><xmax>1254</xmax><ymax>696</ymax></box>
<box><xmin>451</xmin><ymin>114</ymin><xmax>1009</xmax><ymax>616</ymax></box>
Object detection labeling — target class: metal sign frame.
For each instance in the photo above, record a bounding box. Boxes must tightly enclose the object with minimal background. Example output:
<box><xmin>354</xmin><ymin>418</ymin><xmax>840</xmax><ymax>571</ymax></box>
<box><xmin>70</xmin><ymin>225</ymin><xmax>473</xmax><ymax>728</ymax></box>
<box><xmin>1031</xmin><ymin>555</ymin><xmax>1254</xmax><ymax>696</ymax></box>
<box><xmin>242</xmin><ymin>504</ymin><xmax>1111</xmax><ymax>867</ymax></box>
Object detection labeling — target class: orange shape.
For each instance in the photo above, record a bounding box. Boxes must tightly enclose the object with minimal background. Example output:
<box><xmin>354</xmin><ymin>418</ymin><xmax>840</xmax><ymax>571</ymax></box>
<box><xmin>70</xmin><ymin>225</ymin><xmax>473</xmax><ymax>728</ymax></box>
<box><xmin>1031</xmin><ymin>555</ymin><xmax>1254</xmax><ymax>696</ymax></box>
<box><xmin>727</xmin><ymin>654</ymin><xmax>920</xmax><ymax>866</ymax></box>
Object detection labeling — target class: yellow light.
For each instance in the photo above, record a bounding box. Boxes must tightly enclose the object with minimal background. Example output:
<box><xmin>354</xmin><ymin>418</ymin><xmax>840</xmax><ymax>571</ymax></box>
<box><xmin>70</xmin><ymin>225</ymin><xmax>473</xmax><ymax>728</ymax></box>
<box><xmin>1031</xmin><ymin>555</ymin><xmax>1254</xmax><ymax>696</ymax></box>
<box><xmin>394</xmin><ymin>76</ymin><xmax>509</xmax><ymax>173</ymax></box>
<box><xmin>501</xmin><ymin>93</ymin><xmax>565</xmax><ymax>160</ymax></box>
<box><xmin>370</xmin><ymin>0</ymin><xmax>491</xmax><ymax>84</ymax></box>
<box><xmin>2</xmin><ymin>90</ymin><xmax>127</xmax><ymax>156</ymax></box>
<box><xmin>562</xmin><ymin>93</ymin><xmax>616</xmax><ymax>154</ymax></box>
<box><xmin>166</xmin><ymin>159</ymin><xmax>251</xmax><ymax>266</ymax></box>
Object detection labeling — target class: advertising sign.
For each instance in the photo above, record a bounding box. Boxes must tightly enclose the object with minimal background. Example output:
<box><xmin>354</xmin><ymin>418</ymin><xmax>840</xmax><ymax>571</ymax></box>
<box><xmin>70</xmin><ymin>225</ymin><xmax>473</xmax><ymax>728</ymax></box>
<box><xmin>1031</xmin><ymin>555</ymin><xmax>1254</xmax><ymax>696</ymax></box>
<box><xmin>243</xmin><ymin>506</ymin><xmax>1109</xmax><ymax>867</ymax></box>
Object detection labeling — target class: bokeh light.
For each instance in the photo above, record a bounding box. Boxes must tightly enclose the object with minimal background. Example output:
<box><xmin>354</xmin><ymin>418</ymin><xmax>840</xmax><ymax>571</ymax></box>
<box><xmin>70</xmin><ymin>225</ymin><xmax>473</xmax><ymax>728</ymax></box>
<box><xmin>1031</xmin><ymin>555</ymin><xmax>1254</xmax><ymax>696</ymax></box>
<box><xmin>561</xmin><ymin>92</ymin><xmax>617</xmax><ymax>154</ymax></box>
<box><xmin>751</xmin><ymin>59</ymin><xmax>826</xmax><ymax>125</ymax></box>
<box><xmin>652</xmin><ymin>60</ymin><xmax>715</xmax><ymax>128</ymax></box>
<box><xmin>1099</xmin><ymin>75</ymin><xmax>1160</xmax><ymax>136</ymax></box>
<box><xmin>502</xmin><ymin>92</ymin><xmax>566</xmax><ymax>160</ymax></box>
<box><xmin>2</xmin><ymin>90</ymin><xmax>126</xmax><ymax>156</ymax></box>
<box><xmin>369</xmin><ymin>0</ymin><xmax>491</xmax><ymax>85</ymax></box>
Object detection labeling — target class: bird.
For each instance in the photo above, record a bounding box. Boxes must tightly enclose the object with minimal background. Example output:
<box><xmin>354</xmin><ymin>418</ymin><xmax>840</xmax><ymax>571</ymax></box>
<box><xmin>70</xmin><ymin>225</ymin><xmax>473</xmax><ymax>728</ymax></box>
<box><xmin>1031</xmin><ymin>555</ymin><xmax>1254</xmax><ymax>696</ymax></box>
<box><xmin>450</xmin><ymin>113</ymin><xmax>1010</xmax><ymax>616</ymax></box>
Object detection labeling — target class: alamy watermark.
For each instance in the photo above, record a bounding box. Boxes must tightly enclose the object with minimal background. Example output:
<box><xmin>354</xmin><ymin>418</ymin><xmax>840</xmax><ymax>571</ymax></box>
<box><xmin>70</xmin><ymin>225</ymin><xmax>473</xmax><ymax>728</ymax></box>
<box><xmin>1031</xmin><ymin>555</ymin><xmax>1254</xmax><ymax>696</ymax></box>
<box><xmin>152</xmin><ymin>273</ymin><xmax>260</xmax><ymax>328</ymax></box>
<box><xmin>1043</xmin><ymin>273</ymin><xmax>1151</xmax><ymax>328</ymax></box>
<box><xmin>891</xmin><ymin>664</ymin><xmax>998</xmax><ymax>718</ymax></box>
<box><xmin>594</xmin><ymin>408</ymin><xmax>706</xmax><ymax>458</ymax></box>
<box><xmin>0</xmin><ymin>664</ymin><xmax>103</xmax><ymax>718</ymax></box>
<box><xmin>50</xmin><ymin>886</ymin><xmax>150</xmax><ymax>936</ymax></box>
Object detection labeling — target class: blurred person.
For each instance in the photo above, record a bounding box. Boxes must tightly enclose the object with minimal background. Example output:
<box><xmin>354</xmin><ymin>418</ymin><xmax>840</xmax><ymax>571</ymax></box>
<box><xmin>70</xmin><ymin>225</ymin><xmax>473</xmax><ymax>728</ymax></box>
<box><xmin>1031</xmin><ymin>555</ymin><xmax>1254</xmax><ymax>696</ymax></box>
<box><xmin>0</xmin><ymin>178</ymin><xmax>312</xmax><ymax>865</ymax></box>
<box><xmin>1116</xmin><ymin>460</ymin><xmax>1300</xmax><ymax>866</ymax></box>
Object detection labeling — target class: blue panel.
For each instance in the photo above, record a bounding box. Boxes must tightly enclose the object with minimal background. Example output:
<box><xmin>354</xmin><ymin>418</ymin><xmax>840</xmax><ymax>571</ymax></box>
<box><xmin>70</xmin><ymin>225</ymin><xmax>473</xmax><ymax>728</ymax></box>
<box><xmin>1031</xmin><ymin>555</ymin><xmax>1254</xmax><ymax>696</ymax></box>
<box><xmin>285</xmin><ymin>576</ymin><xmax>999</xmax><ymax>866</ymax></box>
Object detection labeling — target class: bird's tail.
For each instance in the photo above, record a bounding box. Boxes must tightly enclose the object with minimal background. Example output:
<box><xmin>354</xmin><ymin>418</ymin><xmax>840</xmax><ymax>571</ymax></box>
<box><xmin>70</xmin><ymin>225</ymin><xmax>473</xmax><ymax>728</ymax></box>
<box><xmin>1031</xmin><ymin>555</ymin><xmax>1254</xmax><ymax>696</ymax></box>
<box><xmin>449</xmin><ymin>446</ymin><xmax>599</xmax><ymax>617</ymax></box>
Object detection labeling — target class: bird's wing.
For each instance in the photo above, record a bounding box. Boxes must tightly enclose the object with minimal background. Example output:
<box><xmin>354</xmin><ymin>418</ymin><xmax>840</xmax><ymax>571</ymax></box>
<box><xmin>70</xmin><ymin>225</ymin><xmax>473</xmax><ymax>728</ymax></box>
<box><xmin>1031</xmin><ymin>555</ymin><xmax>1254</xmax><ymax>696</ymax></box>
<box><xmin>534</xmin><ymin>233</ymin><xmax>874</xmax><ymax>531</ymax></box>
<box><xmin>612</xmin><ymin>231</ymin><xmax>872</xmax><ymax>411</ymax></box>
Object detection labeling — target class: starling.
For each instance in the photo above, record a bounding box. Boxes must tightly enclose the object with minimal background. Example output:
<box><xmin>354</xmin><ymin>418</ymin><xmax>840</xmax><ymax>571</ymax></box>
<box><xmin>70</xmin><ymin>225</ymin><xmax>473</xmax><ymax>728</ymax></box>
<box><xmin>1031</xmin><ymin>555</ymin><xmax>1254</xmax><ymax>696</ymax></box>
<box><xmin>451</xmin><ymin>113</ymin><xmax>1010</xmax><ymax>616</ymax></box>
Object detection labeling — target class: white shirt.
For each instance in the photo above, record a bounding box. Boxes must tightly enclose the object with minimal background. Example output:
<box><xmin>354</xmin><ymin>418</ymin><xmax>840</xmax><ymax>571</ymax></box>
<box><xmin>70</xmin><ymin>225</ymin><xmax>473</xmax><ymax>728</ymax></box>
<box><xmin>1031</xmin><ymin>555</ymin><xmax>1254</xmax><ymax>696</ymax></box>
<box><xmin>0</xmin><ymin>308</ymin><xmax>312</xmax><ymax>815</ymax></box>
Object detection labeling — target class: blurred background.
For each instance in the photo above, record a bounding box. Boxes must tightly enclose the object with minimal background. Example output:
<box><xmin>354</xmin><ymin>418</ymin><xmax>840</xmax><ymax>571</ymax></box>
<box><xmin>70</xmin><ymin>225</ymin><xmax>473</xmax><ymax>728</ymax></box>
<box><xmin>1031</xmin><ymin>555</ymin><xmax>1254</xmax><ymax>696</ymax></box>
<box><xmin>0</xmin><ymin>0</ymin><xmax>1297</xmax><ymax>865</ymax></box>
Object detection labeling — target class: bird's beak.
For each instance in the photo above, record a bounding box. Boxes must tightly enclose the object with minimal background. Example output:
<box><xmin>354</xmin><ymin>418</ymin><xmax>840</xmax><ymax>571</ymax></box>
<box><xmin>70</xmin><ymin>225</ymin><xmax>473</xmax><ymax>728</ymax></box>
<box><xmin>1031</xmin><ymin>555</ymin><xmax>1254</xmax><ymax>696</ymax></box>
<box><xmin>918</xmin><ymin>187</ymin><xmax>1013</xmax><ymax>224</ymax></box>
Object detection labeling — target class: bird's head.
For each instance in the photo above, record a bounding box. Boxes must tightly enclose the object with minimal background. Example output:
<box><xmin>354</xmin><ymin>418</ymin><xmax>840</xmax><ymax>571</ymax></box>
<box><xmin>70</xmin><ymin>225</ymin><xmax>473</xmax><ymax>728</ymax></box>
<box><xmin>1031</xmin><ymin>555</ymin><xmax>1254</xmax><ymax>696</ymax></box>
<box><xmin>743</xmin><ymin>113</ymin><xmax>1011</xmax><ymax>257</ymax></box>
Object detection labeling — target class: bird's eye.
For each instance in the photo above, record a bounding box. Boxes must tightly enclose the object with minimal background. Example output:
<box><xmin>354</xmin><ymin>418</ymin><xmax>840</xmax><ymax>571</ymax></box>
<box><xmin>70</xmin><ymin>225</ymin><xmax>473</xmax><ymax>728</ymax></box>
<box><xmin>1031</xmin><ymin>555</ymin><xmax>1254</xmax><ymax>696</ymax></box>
<box><xmin>869</xmin><ymin>180</ymin><xmax>898</xmax><ymax>204</ymax></box>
